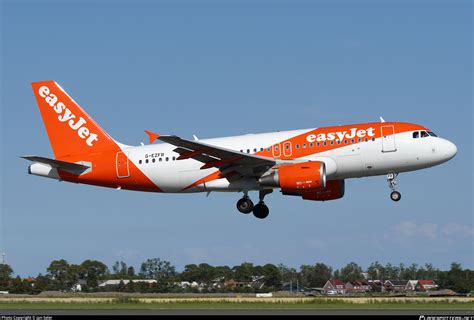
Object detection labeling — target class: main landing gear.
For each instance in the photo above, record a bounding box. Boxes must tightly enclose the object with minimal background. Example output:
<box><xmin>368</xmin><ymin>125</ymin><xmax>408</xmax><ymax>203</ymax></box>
<box><xmin>236</xmin><ymin>194</ymin><xmax>253</xmax><ymax>214</ymax></box>
<box><xmin>387</xmin><ymin>173</ymin><xmax>401</xmax><ymax>202</ymax></box>
<box><xmin>236</xmin><ymin>190</ymin><xmax>273</xmax><ymax>219</ymax></box>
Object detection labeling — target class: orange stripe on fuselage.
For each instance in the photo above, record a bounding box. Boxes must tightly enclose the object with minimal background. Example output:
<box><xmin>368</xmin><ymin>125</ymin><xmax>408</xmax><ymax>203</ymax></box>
<box><xmin>58</xmin><ymin>148</ymin><xmax>163</xmax><ymax>193</ymax></box>
<box><xmin>181</xmin><ymin>122</ymin><xmax>427</xmax><ymax>191</ymax></box>
<box><xmin>255</xmin><ymin>122</ymin><xmax>427</xmax><ymax>160</ymax></box>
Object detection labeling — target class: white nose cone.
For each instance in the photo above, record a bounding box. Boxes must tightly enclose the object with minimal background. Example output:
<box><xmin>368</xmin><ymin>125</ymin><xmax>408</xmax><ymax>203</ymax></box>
<box><xmin>443</xmin><ymin>140</ymin><xmax>457</xmax><ymax>161</ymax></box>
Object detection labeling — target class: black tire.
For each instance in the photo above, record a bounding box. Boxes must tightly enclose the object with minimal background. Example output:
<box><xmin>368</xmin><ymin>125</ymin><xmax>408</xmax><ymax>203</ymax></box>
<box><xmin>237</xmin><ymin>198</ymin><xmax>254</xmax><ymax>214</ymax></box>
<box><xmin>253</xmin><ymin>203</ymin><xmax>269</xmax><ymax>219</ymax></box>
<box><xmin>390</xmin><ymin>191</ymin><xmax>401</xmax><ymax>202</ymax></box>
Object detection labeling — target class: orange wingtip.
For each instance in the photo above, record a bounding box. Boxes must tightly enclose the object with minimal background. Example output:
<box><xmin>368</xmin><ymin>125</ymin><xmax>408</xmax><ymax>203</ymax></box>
<box><xmin>144</xmin><ymin>130</ymin><xmax>160</xmax><ymax>144</ymax></box>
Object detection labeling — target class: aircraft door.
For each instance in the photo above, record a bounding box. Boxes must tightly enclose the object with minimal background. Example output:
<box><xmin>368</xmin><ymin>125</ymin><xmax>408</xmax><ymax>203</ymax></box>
<box><xmin>381</xmin><ymin>125</ymin><xmax>397</xmax><ymax>152</ymax></box>
<box><xmin>116</xmin><ymin>151</ymin><xmax>131</xmax><ymax>178</ymax></box>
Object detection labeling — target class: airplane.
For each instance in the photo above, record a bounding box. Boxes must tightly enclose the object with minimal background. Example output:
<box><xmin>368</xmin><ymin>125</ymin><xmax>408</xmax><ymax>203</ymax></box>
<box><xmin>23</xmin><ymin>80</ymin><xmax>458</xmax><ymax>219</ymax></box>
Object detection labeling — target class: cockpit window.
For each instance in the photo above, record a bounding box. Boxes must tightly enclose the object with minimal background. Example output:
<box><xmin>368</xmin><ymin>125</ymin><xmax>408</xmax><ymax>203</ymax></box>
<box><xmin>414</xmin><ymin>130</ymin><xmax>437</xmax><ymax>139</ymax></box>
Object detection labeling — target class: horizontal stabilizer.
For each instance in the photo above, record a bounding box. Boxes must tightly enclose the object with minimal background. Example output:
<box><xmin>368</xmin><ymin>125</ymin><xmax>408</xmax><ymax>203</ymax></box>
<box><xmin>21</xmin><ymin>155</ymin><xmax>90</xmax><ymax>175</ymax></box>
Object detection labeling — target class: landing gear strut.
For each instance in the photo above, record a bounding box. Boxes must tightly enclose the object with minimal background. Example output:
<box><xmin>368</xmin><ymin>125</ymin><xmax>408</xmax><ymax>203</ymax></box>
<box><xmin>253</xmin><ymin>189</ymin><xmax>272</xmax><ymax>219</ymax></box>
<box><xmin>387</xmin><ymin>173</ymin><xmax>401</xmax><ymax>202</ymax></box>
<box><xmin>236</xmin><ymin>192</ymin><xmax>253</xmax><ymax>214</ymax></box>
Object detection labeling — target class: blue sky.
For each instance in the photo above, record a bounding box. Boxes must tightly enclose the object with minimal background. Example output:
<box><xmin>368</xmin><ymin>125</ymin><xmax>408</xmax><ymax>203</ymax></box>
<box><xmin>1</xmin><ymin>1</ymin><xmax>472</xmax><ymax>277</ymax></box>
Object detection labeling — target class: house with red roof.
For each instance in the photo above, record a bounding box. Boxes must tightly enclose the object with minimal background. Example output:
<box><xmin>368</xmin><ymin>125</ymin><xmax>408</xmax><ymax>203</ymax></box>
<box><xmin>323</xmin><ymin>279</ymin><xmax>346</xmax><ymax>295</ymax></box>
<box><xmin>416</xmin><ymin>280</ymin><xmax>438</xmax><ymax>291</ymax></box>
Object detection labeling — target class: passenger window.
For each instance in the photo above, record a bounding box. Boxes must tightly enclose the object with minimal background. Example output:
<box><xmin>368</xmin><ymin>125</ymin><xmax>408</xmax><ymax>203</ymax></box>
<box><xmin>317</xmin><ymin>142</ymin><xmax>320</xmax><ymax>147</ymax></box>
<box><xmin>159</xmin><ymin>158</ymin><xmax>162</xmax><ymax>162</ymax></box>
<box><xmin>247</xmin><ymin>149</ymin><xmax>250</xmax><ymax>153</ymax></box>
<box><xmin>296</xmin><ymin>144</ymin><xmax>300</xmax><ymax>149</ymax></box>
<box><xmin>166</xmin><ymin>157</ymin><xmax>169</xmax><ymax>161</ymax></box>
<box><xmin>413</xmin><ymin>132</ymin><xmax>419</xmax><ymax>139</ymax></box>
<box><xmin>330</xmin><ymin>141</ymin><xmax>334</xmax><ymax>145</ymax></box>
<box><xmin>267</xmin><ymin>147</ymin><xmax>271</xmax><ymax>152</ymax></box>
<box><xmin>152</xmin><ymin>158</ymin><xmax>156</xmax><ymax>163</ymax></box>
<box><xmin>172</xmin><ymin>156</ymin><xmax>176</xmax><ymax>161</ymax></box>
<box><xmin>260</xmin><ymin>148</ymin><xmax>264</xmax><ymax>152</ymax></box>
<box><xmin>344</xmin><ymin>140</ymin><xmax>348</xmax><ymax>144</ymax></box>
<box><xmin>309</xmin><ymin>143</ymin><xmax>313</xmax><ymax>148</ymax></box>
<box><xmin>421</xmin><ymin>131</ymin><xmax>429</xmax><ymax>138</ymax></box>
<box><xmin>145</xmin><ymin>159</ymin><xmax>149</xmax><ymax>164</ymax></box>
<box><xmin>253</xmin><ymin>148</ymin><xmax>257</xmax><ymax>152</ymax></box>
<box><xmin>323</xmin><ymin>142</ymin><xmax>327</xmax><ymax>146</ymax></box>
<box><xmin>303</xmin><ymin>143</ymin><xmax>307</xmax><ymax>148</ymax></box>
<box><xmin>139</xmin><ymin>160</ymin><xmax>142</xmax><ymax>164</ymax></box>
<box><xmin>337</xmin><ymin>141</ymin><xmax>341</xmax><ymax>145</ymax></box>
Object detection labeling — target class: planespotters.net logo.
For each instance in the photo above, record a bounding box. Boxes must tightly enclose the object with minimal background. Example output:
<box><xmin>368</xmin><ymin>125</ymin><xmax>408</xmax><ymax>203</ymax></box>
<box><xmin>38</xmin><ymin>85</ymin><xmax>99</xmax><ymax>147</ymax></box>
<box><xmin>419</xmin><ymin>316</ymin><xmax>474</xmax><ymax>320</ymax></box>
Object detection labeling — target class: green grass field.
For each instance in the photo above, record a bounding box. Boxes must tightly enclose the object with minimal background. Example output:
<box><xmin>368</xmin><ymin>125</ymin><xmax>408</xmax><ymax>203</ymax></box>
<box><xmin>1</xmin><ymin>298</ymin><xmax>473</xmax><ymax>310</ymax></box>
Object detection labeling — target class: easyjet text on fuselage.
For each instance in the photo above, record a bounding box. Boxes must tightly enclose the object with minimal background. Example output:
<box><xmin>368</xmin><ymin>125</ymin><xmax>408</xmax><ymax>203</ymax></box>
<box><xmin>306</xmin><ymin>127</ymin><xmax>375</xmax><ymax>143</ymax></box>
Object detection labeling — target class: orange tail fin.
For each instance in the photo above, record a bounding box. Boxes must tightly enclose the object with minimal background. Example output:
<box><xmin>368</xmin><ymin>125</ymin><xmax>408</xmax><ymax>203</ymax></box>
<box><xmin>32</xmin><ymin>81</ymin><xmax>117</xmax><ymax>159</ymax></box>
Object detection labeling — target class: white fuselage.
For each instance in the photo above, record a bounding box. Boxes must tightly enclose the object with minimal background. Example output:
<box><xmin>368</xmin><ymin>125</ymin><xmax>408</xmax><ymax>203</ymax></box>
<box><xmin>120</xmin><ymin>127</ymin><xmax>456</xmax><ymax>193</ymax></box>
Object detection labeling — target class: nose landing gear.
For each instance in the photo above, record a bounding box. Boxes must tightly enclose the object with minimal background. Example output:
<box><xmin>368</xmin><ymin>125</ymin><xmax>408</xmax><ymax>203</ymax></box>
<box><xmin>390</xmin><ymin>191</ymin><xmax>401</xmax><ymax>201</ymax></box>
<box><xmin>387</xmin><ymin>173</ymin><xmax>401</xmax><ymax>202</ymax></box>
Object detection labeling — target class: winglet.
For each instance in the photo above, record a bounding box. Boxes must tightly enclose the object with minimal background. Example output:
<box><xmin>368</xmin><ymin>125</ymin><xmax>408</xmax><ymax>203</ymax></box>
<box><xmin>144</xmin><ymin>130</ymin><xmax>160</xmax><ymax>144</ymax></box>
<box><xmin>379</xmin><ymin>116</ymin><xmax>386</xmax><ymax>123</ymax></box>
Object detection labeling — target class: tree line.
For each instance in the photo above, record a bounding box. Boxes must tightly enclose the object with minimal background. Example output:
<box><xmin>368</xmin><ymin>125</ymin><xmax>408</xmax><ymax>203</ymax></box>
<box><xmin>0</xmin><ymin>259</ymin><xmax>472</xmax><ymax>294</ymax></box>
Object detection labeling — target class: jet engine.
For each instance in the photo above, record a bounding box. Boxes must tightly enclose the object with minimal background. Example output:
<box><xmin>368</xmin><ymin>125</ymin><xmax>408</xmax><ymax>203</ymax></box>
<box><xmin>282</xmin><ymin>179</ymin><xmax>345</xmax><ymax>201</ymax></box>
<box><xmin>259</xmin><ymin>161</ymin><xmax>326</xmax><ymax>192</ymax></box>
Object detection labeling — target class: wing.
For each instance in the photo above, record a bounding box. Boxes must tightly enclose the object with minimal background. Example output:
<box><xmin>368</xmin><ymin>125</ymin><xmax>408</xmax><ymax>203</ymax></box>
<box><xmin>149</xmin><ymin>132</ymin><xmax>276</xmax><ymax>180</ymax></box>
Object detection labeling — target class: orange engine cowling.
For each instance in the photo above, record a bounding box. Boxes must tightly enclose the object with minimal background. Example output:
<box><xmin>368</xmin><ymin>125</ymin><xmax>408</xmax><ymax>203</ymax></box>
<box><xmin>259</xmin><ymin>161</ymin><xmax>326</xmax><ymax>192</ymax></box>
<box><xmin>282</xmin><ymin>179</ymin><xmax>345</xmax><ymax>201</ymax></box>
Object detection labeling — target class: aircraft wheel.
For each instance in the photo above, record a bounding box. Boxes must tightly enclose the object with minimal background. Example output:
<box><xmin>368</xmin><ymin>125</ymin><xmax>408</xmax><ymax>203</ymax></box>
<box><xmin>390</xmin><ymin>191</ymin><xmax>401</xmax><ymax>202</ymax></box>
<box><xmin>253</xmin><ymin>203</ymin><xmax>269</xmax><ymax>219</ymax></box>
<box><xmin>237</xmin><ymin>198</ymin><xmax>254</xmax><ymax>214</ymax></box>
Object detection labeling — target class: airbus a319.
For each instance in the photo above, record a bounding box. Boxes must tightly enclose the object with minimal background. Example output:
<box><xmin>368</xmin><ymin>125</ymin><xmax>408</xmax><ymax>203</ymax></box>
<box><xmin>24</xmin><ymin>81</ymin><xmax>457</xmax><ymax>219</ymax></box>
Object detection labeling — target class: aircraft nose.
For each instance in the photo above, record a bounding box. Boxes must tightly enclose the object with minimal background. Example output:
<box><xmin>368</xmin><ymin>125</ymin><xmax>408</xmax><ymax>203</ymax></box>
<box><xmin>442</xmin><ymin>139</ymin><xmax>457</xmax><ymax>161</ymax></box>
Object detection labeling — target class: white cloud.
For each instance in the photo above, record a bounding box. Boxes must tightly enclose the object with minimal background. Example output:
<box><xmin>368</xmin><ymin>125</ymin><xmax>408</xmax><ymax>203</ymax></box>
<box><xmin>390</xmin><ymin>221</ymin><xmax>418</xmax><ymax>238</ymax></box>
<box><xmin>418</xmin><ymin>223</ymin><xmax>438</xmax><ymax>240</ymax></box>
<box><xmin>389</xmin><ymin>221</ymin><xmax>473</xmax><ymax>242</ymax></box>
<box><xmin>441</xmin><ymin>223</ymin><xmax>474</xmax><ymax>238</ymax></box>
